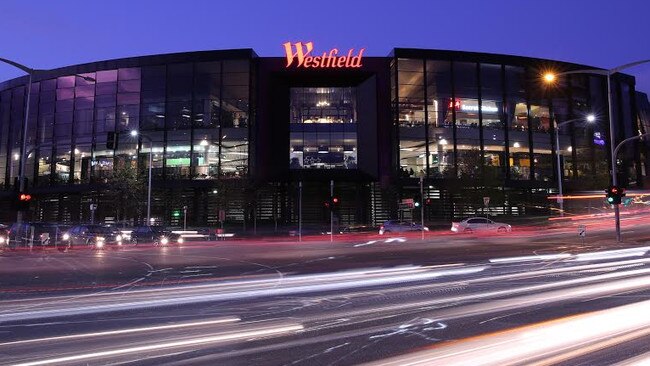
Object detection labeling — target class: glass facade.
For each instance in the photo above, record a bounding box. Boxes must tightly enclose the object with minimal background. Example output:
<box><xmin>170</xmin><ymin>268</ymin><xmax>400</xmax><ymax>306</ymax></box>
<box><xmin>0</xmin><ymin>58</ymin><xmax>251</xmax><ymax>189</ymax></box>
<box><xmin>289</xmin><ymin>87</ymin><xmax>358</xmax><ymax>169</ymax></box>
<box><xmin>0</xmin><ymin>49</ymin><xmax>645</xmax><ymax>225</ymax></box>
<box><xmin>393</xmin><ymin>55</ymin><xmax>640</xmax><ymax>189</ymax></box>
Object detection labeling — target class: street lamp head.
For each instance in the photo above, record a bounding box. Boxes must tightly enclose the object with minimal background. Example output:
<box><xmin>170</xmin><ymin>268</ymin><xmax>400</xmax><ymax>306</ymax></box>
<box><xmin>130</xmin><ymin>130</ymin><xmax>138</xmax><ymax>137</ymax></box>
<box><xmin>80</xmin><ymin>75</ymin><xmax>96</xmax><ymax>83</ymax></box>
<box><xmin>586</xmin><ymin>114</ymin><xmax>596</xmax><ymax>123</ymax></box>
<box><xmin>543</xmin><ymin>72</ymin><xmax>557</xmax><ymax>83</ymax></box>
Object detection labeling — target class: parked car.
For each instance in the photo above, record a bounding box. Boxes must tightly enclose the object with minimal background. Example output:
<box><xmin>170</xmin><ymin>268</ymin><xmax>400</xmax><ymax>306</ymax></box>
<box><xmin>451</xmin><ymin>217</ymin><xmax>512</xmax><ymax>233</ymax></box>
<box><xmin>130</xmin><ymin>226</ymin><xmax>183</xmax><ymax>245</ymax></box>
<box><xmin>61</xmin><ymin>225</ymin><xmax>124</xmax><ymax>250</ymax></box>
<box><xmin>379</xmin><ymin>220</ymin><xmax>429</xmax><ymax>235</ymax></box>
<box><xmin>6</xmin><ymin>222</ymin><xmax>68</xmax><ymax>248</ymax></box>
<box><xmin>0</xmin><ymin>224</ymin><xmax>9</xmax><ymax>248</ymax></box>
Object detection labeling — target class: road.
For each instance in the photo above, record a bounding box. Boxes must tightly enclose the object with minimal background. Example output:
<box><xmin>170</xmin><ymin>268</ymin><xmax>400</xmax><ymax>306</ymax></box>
<box><xmin>1</xmin><ymin>218</ymin><xmax>650</xmax><ymax>365</ymax></box>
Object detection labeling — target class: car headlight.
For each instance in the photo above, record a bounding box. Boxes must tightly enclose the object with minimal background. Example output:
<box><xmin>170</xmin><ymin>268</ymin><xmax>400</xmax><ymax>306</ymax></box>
<box><xmin>177</xmin><ymin>237</ymin><xmax>184</xmax><ymax>244</ymax></box>
<box><xmin>0</xmin><ymin>236</ymin><xmax>5</xmax><ymax>244</ymax></box>
<box><xmin>96</xmin><ymin>236</ymin><xmax>105</xmax><ymax>242</ymax></box>
<box><xmin>62</xmin><ymin>233</ymin><xmax>70</xmax><ymax>241</ymax></box>
<box><xmin>115</xmin><ymin>235</ymin><xmax>122</xmax><ymax>241</ymax></box>
<box><xmin>160</xmin><ymin>237</ymin><xmax>169</xmax><ymax>245</ymax></box>
<box><xmin>95</xmin><ymin>240</ymin><xmax>105</xmax><ymax>248</ymax></box>
<box><xmin>423</xmin><ymin>227</ymin><xmax>429</xmax><ymax>231</ymax></box>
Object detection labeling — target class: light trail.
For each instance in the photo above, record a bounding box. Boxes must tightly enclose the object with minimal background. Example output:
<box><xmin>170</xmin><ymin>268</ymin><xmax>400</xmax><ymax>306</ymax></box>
<box><xmin>0</xmin><ymin>316</ymin><xmax>240</xmax><ymax>346</ymax></box>
<box><xmin>364</xmin><ymin>299</ymin><xmax>650</xmax><ymax>366</ymax></box>
<box><xmin>12</xmin><ymin>323</ymin><xmax>304</xmax><ymax>366</ymax></box>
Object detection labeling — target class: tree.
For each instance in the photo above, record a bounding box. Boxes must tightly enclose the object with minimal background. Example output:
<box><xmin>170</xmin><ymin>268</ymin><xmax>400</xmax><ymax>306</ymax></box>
<box><xmin>103</xmin><ymin>161</ymin><xmax>146</xmax><ymax>224</ymax></box>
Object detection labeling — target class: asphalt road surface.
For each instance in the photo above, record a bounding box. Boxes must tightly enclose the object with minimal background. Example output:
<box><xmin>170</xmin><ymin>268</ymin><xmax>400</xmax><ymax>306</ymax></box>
<box><xmin>2</xmin><ymin>217</ymin><xmax>650</xmax><ymax>365</ymax></box>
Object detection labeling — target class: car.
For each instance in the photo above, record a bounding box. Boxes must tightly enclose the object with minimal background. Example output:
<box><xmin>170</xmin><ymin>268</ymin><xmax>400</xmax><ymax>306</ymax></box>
<box><xmin>61</xmin><ymin>225</ymin><xmax>124</xmax><ymax>250</ymax></box>
<box><xmin>130</xmin><ymin>226</ymin><xmax>183</xmax><ymax>245</ymax></box>
<box><xmin>0</xmin><ymin>224</ymin><xmax>8</xmax><ymax>248</ymax></box>
<box><xmin>379</xmin><ymin>220</ymin><xmax>429</xmax><ymax>235</ymax></box>
<box><xmin>451</xmin><ymin>217</ymin><xmax>512</xmax><ymax>233</ymax></box>
<box><xmin>6</xmin><ymin>222</ymin><xmax>68</xmax><ymax>249</ymax></box>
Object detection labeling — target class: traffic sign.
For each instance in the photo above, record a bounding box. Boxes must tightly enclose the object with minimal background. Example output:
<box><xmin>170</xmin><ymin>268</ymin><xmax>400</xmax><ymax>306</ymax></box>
<box><xmin>483</xmin><ymin>196</ymin><xmax>490</xmax><ymax>207</ymax></box>
<box><xmin>578</xmin><ymin>225</ymin><xmax>586</xmax><ymax>238</ymax></box>
<box><xmin>218</xmin><ymin>209</ymin><xmax>226</xmax><ymax>222</ymax></box>
<box><xmin>89</xmin><ymin>203</ymin><xmax>97</xmax><ymax>210</ymax></box>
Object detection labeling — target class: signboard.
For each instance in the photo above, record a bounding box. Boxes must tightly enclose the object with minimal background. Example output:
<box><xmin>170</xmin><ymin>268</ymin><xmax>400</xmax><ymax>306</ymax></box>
<box><xmin>483</xmin><ymin>197</ymin><xmax>490</xmax><ymax>207</ymax></box>
<box><xmin>578</xmin><ymin>225</ymin><xmax>586</xmax><ymax>238</ymax></box>
<box><xmin>400</xmin><ymin>198</ymin><xmax>414</xmax><ymax>209</ymax></box>
<box><xmin>283</xmin><ymin>42</ymin><xmax>364</xmax><ymax>68</ymax></box>
<box><xmin>89</xmin><ymin>203</ymin><xmax>97</xmax><ymax>210</ymax></box>
<box><xmin>218</xmin><ymin>209</ymin><xmax>226</xmax><ymax>222</ymax></box>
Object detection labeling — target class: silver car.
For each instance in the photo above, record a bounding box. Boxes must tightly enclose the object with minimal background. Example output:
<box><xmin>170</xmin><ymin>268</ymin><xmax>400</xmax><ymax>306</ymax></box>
<box><xmin>451</xmin><ymin>217</ymin><xmax>511</xmax><ymax>233</ymax></box>
<box><xmin>379</xmin><ymin>220</ymin><xmax>429</xmax><ymax>235</ymax></box>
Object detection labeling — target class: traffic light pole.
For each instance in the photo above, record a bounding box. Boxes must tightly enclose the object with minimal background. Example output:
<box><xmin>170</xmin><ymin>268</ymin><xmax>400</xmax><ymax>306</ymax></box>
<box><xmin>606</xmin><ymin>75</ymin><xmax>622</xmax><ymax>243</ymax></box>
<box><xmin>611</xmin><ymin>132</ymin><xmax>650</xmax><ymax>242</ymax></box>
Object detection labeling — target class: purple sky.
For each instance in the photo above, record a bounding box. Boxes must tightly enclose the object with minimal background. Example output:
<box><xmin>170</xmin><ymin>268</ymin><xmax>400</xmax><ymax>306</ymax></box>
<box><xmin>2</xmin><ymin>0</ymin><xmax>650</xmax><ymax>93</ymax></box>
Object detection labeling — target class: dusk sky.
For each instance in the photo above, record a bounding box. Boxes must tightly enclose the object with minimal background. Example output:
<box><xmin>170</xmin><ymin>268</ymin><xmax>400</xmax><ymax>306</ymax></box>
<box><xmin>2</xmin><ymin>0</ymin><xmax>650</xmax><ymax>92</ymax></box>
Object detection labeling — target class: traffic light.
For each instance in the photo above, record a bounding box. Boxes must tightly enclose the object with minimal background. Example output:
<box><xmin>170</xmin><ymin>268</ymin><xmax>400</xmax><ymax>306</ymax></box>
<box><xmin>425</xmin><ymin>198</ymin><xmax>433</xmax><ymax>206</ymax></box>
<box><xmin>13</xmin><ymin>192</ymin><xmax>33</xmax><ymax>211</ymax></box>
<box><xmin>325</xmin><ymin>196</ymin><xmax>340</xmax><ymax>210</ymax></box>
<box><xmin>172</xmin><ymin>209</ymin><xmax>181</xmax><ymax>218</ymax></box>
<box><xmin>606</xmin><ymin>186</ymin><xmax>625</xmax><ymax>205</ymax></box>
<box><xmin>106</xmin><ymin>131</ymin><xmax>116</xmax><ymax>150</ymax></box>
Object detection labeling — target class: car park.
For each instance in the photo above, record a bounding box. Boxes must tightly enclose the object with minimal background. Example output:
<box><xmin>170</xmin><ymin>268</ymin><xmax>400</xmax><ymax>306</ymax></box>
<box><xmin>130</xmin><ymin>226</ymin><xmax>183</xmax><ymax>245</ymax></box>
<box><xmin>61</xmin><ymin>225</ymin><xmax>124</xmax><ymax>250</ymax></box>
<box><xmin>379</xmin><ymin>220</ymin><xmax>429</xmax><ymax>235</ymax></box>
<box><xmin>451</xmin><ymin>217</ymin><xmax>512</xmax><ymax>233</ymax></box>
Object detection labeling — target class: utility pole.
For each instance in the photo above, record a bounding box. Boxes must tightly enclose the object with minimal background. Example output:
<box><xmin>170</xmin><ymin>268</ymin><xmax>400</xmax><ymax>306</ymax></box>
<box><xmin>420</xmin><ymin>176</ymin><xmax>424</xmax><ymax>240</ymax></box>
<box><xmin>299</xmin><ymin>181</ymin><xmax>302</xmax><ymax>242</ymax></box>
<box><xmin>330</xmin><ymin>180</ymin><xmax>334</xmax><ymax>243</ymax></box>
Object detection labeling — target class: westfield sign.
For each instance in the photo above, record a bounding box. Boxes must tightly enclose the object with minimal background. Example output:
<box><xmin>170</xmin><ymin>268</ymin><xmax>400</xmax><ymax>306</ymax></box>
<box><xmin>283</xmin><ymin>42</ymin><xmax>365</xmax><ymax>68</ymax></box>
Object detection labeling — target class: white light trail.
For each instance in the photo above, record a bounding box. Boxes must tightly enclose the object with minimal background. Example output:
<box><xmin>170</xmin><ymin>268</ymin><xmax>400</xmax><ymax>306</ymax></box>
<box><xmin>364</xmin><ymin>299</ymin><xmax>650</xmax><ymax>366</ymax></box>
<box><xmin>12</xmin><ymin>323</ymin><xmax>304</xmax><ymax>366</ymax></box>
<box><xmin>0</xmin><ymin>316</ymin><xmax>240</xmax><ymax>346</ymax></box>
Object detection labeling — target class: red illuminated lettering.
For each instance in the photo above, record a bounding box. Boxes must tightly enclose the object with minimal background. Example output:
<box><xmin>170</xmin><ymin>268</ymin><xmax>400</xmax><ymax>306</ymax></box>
<box><xmin>283</xmin><ymin>42</ymin><xmax>364</xmax><ymax>69</ymax></box>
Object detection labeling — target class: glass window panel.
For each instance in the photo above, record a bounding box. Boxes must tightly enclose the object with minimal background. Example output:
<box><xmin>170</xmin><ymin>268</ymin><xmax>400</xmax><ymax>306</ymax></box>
<box><xmin>117</xmin><ymin>104</ymin><xmax>140</xmax><ymax>132</ymax></box>
<box><xmin>96</xmin><ymin>70</ymin><xmax>118</xmax><ymax>83</ymax></box>
<box><xmin>426</xmin><ymin>60</ymin><xmax>452</xmax><ymax>128</ymax></box>
<box><xmin>54</xmin><ymin>146</ymin><xmax>71</xmax><ymax>184</ymax></box>
<box><xmin>41</xmin><ymin>79</ymin><xmax>57</xmax><ymax>91</ymax></box>
<box><xmin>118</xmin><ymin>67</ymin><xmax>141</xmax><ymax>80</ymax></box>
<box><xmin>57</xmin><ymin>76</ymin><xmax>75</xmax><ymax>89</ymax></box>
<box><xmin>290</xmin><ymin>87</ymin><xmax>356</xmax><ymax>169</ymax></box>
<box><xmin>56</xmin><ymin>88</ymin><xmax>74</xmax><ymax>100</ymax></box>
<box><xmin>96</xmin><ymin>83</ymin><xmax>117</xmax><ymax>95</ymax></box>
<box><xmin>73</xmin><ymin>144</ymin><xmax>92</xmax><ymax>183</ymax></box>
<box><xmin>117</xmin><ymin>93</ymin><xmax>140</xmax><ymax>105</ymax></box>
<box><xmin>165</xmin><ymin>130</ymin><xmax>191</xmax><ymax>178</ymax></box>
<box><xmin>118</xmin><ymin>80</ymin><xmax>141</xmax><ymax>93</ymax></box>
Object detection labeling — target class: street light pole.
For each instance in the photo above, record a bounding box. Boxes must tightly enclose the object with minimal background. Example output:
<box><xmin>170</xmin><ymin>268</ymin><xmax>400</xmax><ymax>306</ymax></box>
<box><xmin>553</xmin><ymin>116</ymin><xmax>595</xmax><ymax>217</ymax></box>
<box><xmin>0</xmin><ymin>57</ymin><xmax>96</xmax><ymax>223</ymax></box>
<box><xmin>545</xmin><ymin>59</ymin><xmax>650</xmax><ymax>242</ymax></box>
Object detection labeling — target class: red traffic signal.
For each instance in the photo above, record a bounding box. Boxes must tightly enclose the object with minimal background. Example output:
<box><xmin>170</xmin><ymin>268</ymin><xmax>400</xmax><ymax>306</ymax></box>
<box><xmin>19</xmin><ymin>193</ymin><xmax>32</xmax><ymax>201</ymax></box>
<box><xmin>332</xmin><ymin>197</ymin><xmax>339</xmax><ymax>204</ymax></box>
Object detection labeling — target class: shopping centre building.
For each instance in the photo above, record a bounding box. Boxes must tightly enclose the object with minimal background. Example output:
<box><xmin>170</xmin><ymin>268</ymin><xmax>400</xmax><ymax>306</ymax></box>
<box><xmin>1</xmin><ymin>44</ymin><xmax>649</xmax><ymax>227</ymax></box>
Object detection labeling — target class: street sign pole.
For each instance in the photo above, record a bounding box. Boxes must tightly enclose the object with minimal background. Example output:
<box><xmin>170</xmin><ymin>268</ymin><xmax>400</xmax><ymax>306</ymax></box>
<box><xmin>181</xmin><ymin>206</ymin><xmax>185</xmax><ymax>230</ymax></box>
